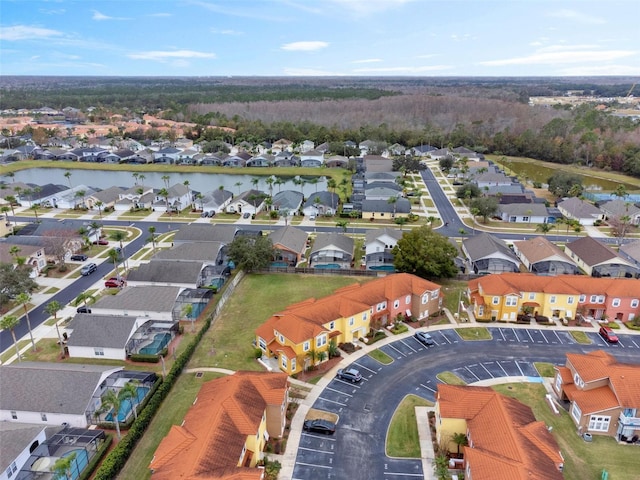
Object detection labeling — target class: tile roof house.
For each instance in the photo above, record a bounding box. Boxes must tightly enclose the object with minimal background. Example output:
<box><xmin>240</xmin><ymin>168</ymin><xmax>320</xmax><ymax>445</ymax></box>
<box><xmin>256</xmin><ymin>273</ymin><xmax>441</xmax><ymax>375</ymax></box>
<box><xmin>468</xmin><ymin>273</ymin><xmax>640</xmax><ymax>323</ymax></box>
<box><xmin>557</xmin><ymin>197</ymin><xmax>604</xmax><ymax>226</ymax></box>
<box><xmin>309</xmin><ymin>232</ymin><xmax>354</xmax><ymax>269</ymax></box>
<box><xmin>364</xmin><ymin>227</ymin><xmax>403</xmax><ymax>271</ymax></box>
<box><xmin>461</xmin><ymin>233</ymin><xmax>520</xmax><ymax>275</ymax></box>
<box><xmin>564</xmin><ymin>236</ymin><xmax>639</xmax><ymax>278</ymax></box>
<box><xmin>512</xmin><ymin>236</ymin><xmax>580</xmax><ymax>276</ymax></box>
<box><xmin>150</xmin><ymin>372</ymin><xmax>288</xmax><ymax>479</ymax></box>
<box><xmin>436</xmin><ymin>385</ymin><xmax>564</xmax><ymax>480</ymax></box>
<box><xmin>268</xmin><ymin>226</ymin><xmax>308</xmax><ymax>266</ymax></box>
<box><xmin>553</xmin><ymin>350</ymin><xmax>640</xmax><ymax>441</ymax></box>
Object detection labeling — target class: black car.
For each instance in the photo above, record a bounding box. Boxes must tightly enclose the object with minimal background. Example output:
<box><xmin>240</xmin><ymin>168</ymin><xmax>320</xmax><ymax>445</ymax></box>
<box><xmin>80</xmin><ymin>263</ymin><xmax>97</xmax><ymax>276</ymax></box>
<box><xmin>76</xmin><ymin>306</ymin><xmax>92</xmax><ymax>314</ymax></box>
<box><xmin>336</xmin><ymin>368</ymin><xmax>363</xmax><ymax>383</ymax></box>
<box><xmin>414</xmin><ymin>331</ymin><xmax>435</xmax><ymax>346</ymax></box>
<box><xmin>303</xmin><ymin>419</ymin><xmax>336</xmax><ymax>435</ymax></box>
<box><xmin>70</xmin><ymin>254</ymin><xmax>88</xmax><ymax>261</ymax></box>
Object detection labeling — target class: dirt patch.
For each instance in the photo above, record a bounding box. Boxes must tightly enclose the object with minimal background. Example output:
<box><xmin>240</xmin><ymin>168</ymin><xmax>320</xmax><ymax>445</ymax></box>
<box><xmin>307</xmin><ymin>408</ymin><xmax>339</xmax><ymax>423</ymax></box>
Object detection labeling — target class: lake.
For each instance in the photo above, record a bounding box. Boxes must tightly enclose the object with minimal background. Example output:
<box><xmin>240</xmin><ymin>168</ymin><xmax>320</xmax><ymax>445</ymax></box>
<box><xmin>7</xmin><ymin>168</ymin><xmax>328</xmax><ymax>197</ymax></box>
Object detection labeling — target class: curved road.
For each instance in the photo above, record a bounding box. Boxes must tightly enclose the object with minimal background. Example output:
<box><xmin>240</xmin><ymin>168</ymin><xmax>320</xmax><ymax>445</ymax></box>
<box><xmin>293</xmin><ymin>327</ymin><xmax>640</xmax><ymax>480</ymax></box>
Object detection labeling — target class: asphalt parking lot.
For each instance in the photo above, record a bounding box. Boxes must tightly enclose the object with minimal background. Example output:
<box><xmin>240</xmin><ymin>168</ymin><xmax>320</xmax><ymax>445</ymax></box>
<box><xmin>291</xmin><ymin>327</ymin><xmax>640</xmax><ymax>480</ymax></box>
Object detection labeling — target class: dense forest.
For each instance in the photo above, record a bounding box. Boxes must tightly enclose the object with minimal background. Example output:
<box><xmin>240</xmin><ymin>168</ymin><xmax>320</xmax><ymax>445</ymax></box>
<box><xmin>2</xmin><ymin>76</ymin><xmax>640</xmax><ymax>178</ymax></box>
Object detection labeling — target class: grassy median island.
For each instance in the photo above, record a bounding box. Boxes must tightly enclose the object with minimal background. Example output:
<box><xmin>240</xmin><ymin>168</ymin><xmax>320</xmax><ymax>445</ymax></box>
<box><xmin>455</xmin><ymin>327</ymin><xmax>492</xmax><ymax>341</ymax></box>
<box><xmin>369</xmin><ymin>349</ymin><xmax>393</xmax><ymax>365</ymax></box>
<box><xmin>493</xmin><ymin>383</ymin><xmax>638</xmax><ymax>480</ymax></box>
<box><xmin>188</xmin><ymin>273</ymin><xmax>372</xmax><ymax>371</ymax></box>
<box><xmin>386</xmin><ymin>394</ymin><xmax>433</xmax><ymax>458</ymax></box>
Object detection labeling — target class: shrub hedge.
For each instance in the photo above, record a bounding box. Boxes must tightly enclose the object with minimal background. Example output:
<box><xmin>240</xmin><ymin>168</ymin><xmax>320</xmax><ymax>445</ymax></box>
<box><xmin>78</xmin><ymin>435</ymin><xmax>113</xmax><ymax>480</ymax></box>
<box><xmin>129</xmin><ymin>353</ymin><xmax>160</xmax><ymax>363</ymax></box>
<box><xmin>93</xmin><ymin>312</ymin><xmax>213</xmax><ymax>480</ymax></box>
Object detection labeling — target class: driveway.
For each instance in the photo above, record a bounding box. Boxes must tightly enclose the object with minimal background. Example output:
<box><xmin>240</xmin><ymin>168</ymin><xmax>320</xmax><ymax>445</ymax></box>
<box><xmin>291</xmin><ymin>327</ymin><xmax>640</xmax><ymax>480</ymax></box>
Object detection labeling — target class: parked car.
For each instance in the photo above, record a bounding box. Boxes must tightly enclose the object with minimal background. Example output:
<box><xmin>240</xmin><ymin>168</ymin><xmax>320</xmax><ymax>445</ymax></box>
<box><xmin>93</xmin><ymin>239</ymin><xmax>109</xmax><ymax>245</ymax></box>
<box><xmin>80</xmin><ymin>263</ymin><xmax>97</xmax><ymax>276</ymax></box>
<box><xmin>70</xmin><ymin>254</ymin><xmax>88</xmax><ymax>261</ymax></box>
<box><xmin>242</xmin><ymin>212</ymin><xmax>251</xmax><ymax>219</ymax></box>
<box><xmin>599</xmin><ymin>326</ymin><xmax>619</xmax><ymax>343</ymax></box>
<box><xmin>76</xmin><ymin>306</ymin><xmax>91</xmax><ymax>314</ymax></box>
<box><xmin>303</xmin><ymin>419</ymin><xmax>336</xmax><ymax>435</ymax></box>
<box><xmin>336</xmin><ymin>368</ymin><xmax>362</xmax><ymax>383</ymax></box>
<box><xmin>414</xmin><ymin>331</ymin><xmax>435</xmax><ymax>346</ymax></box>
<box><xmin>104</xmin><ymin>277</ymin><xmax>125</xmax><ymax>288</ymax></box>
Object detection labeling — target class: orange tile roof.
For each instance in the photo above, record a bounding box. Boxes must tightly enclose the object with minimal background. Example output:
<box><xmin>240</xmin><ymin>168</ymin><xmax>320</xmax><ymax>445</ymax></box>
<box><xmin>514</xmin><ymin>236</ymin><xmax>573</xmax><ymax>264</ymax></box>
<box><xmin>256</xmin><ymin>273</ymin><xmax>441</xmax><ymax>346</ymax></box>
<box><xmin>151</xmin><ymin>372</ymin><xmax>287</xmax><ymax>480</ymax></box>
<box><xmin>566</xmin><ymin>350</ymin><xmax>640</xmax><ymax>410</ymax></box>
<box><xmin>438</xmin><ymin>385</ymin><xmax>563</xmax><ymax>480</ymax></box>
<box><xmin>564</xmin><ymin>384</ymin><xmax>621</xmax><ymax>414</ymax></box>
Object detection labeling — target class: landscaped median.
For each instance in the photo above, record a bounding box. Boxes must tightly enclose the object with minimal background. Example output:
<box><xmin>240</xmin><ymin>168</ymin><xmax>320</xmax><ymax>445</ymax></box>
<box><xmin>386</xmin><ymin>394</ymin><xmax>433</xmax><ymax>458</ymax></box>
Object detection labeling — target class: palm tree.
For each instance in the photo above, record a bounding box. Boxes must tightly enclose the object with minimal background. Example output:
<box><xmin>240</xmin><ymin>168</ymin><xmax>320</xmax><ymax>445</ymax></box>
<box><xmin>158</xmin><ymin>187</ymin><xmax>170</xmax><ymax>216</ymax></box>
<box><xmin>74</xmin><ymin>190</ymin><xmax>86</xmax><ymax>209</ymax></box>
<box><xmin>161</xmin><ymin>174</ymin><xmax>170</xmax><ymax>189</ymax></box>
<box><xmin>234</xmin><ymin>181</ymin><xmax>243</xmax><ymax>195</ymax></box>
<box><xmin>265</xmin><ymin>176</ymin><xmax>275</xmax><ymax>197</ymax></box>
<box><xmin>16</xmin><ymin>292</ymin><xmax>36</xmax><ymax>351</ymax></box>
<box><xmin>183</xmin><ymin>180</ymin><xmax>192</xmax><ymax>209</ymax></box>
<box><xmin>95</xmin><ymin>200</ymin><xmax>104</xmax><ymax>219</ymax></box>
<box><xmin>0</xmin><ymin>315</ymin><xmax>22</xmax><ymax>362</ymax></box>
<box><xmin>536</xmin><ymin>223</ymin><xmax>555</xmax><ymax>236</ymax></box>
<box><xmin>452</xmin><ymin>432</ymin><xmax>468</xmax><ymax>456</ymax></box>
<box><xmin>148</xmin><ymin>226</ymin><xmax>157</xmax><ymax>250</ymax></box>
<box><xmin>45</xmin><ymin>300</ymin><xmax>65</xmax><ymax>357</ymax></box>
<box><xmin>309</xmin><ymin>177</ymin><xmax>319</xmax><ymax>193</ymax></box>
<box><xmin>387</xmin><ymin>196</ymin><xmax>398</xmax><ymax>217</ymax></box>
<box><xmin>74</xmin><ymin>292</ymin><xmax>95</xmax><ymax>309</ymax></box>
<box><xmin>50</xmin><ymin>452</ymin><xmax>77</xmax><ymax>480</ymax></box>
<box><xmin>100</xmin><ymin>389</ymin><xmax>124</xmax><ymax>439</ymax></box>
<box><xmin>9</xmin><ymin>245</ymin><xmax>21</xmax><ymax>263</ymax></box>
<box><xmin>109</xmin><ymin>230</ymin><xmax>127</xmax><ymax>270</ymax></box>
<box><xmin>108</xmin><ymin>248</ymin><xmax>122</xmax><ymax>279</ymax></box>
<box><xmin>336</xmin><ymin>219</ymin><xmax>348</xmax><ymax>232</ymax></box>
<box><xmin>251</xmin><ymin>177</ymin><xmax>260</xmax><ymax>189</ymax></box>
<box><xmin>30</xmin><ymin>203</ymin><xmax>40</xmax><ymax>221</ymax></box>
<box><xmin>274</xmin><ymin>177</ymin><xmax>284</xmax><ymax>193</ymax></box>
<box><xmin>138</xmin><ymin>173</ymin><xmax>146</xmax><ymax>185</ymax></box>
<box><xmin>613</xmin><ymin>184</ymin><xmax>628</xmax><ymax>200</ymax></box>
<box><xmin>5</xmin><ymin>171</ymin><xmax>15</xmax><ymax>183</ymax></box>
<box><xmin>132</xmin><ymin>172</ymin><xmax>139</xmax><ymax>186</ymax></box>
<box><xmin>64</xmin><ymin>170</ymin><xmax>72</xmax><ymax>188</ymax></box>
<box><xmin>120</xmin><ymin>381</ymin><xmax>140</xmax><ymax>420</ymax></box>
<box><xmin>182</xmin><ymin>303</ymin><xmax>195</xmax><ymax>332</ymax></box>
<box><xmin>5</xmin><ymin>195</ymin><xmax>17</xmax><ymax>217</ymax></box>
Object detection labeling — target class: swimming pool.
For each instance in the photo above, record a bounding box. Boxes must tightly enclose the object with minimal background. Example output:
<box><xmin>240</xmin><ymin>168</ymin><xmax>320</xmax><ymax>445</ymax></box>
<box><xmin>53</xmin><ymin>448</ymin><xmax>88</xmax><ymax>480</ymax></box>
<box><xmin>139</xmin><ymin>332</ymin><xmax>171</xmax><ymax>355</ymax></box>
<box><xmin>271</xmin><ymin>262</ymin><xmax>289</xmax><ymax>267</ymax></box>
<box><xmin>369</xmin><ymin>265</ymin><xmax>395</xmax><ymax>271</ymax></box>
<box><xmin>105</xmin><ymin>386</ymin><xmax>150</xmax><ymax>423</ymax></box>
<box><xmin>314</xmin><ymin>264</ymin><xmax>341</xmax><ymax>269</ymax></box>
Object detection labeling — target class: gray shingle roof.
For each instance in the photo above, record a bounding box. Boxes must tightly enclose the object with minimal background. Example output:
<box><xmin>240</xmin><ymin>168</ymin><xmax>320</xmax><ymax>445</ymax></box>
<box><xmin>127</xmin><ymin>260</ymin><xmax>203</xmax><ymax>284</ymax></box>
<box><xmin>462</xmin><ymin>232</ymin><xmax>518</xmax><ymax>262</ymax></box>
<box><xmin>0</xmin><ymin>362</ymin><xmax>121</xmax><ymax>415</ymax></box>
<box><xmin>152</xmin><ymin>242</ymin><xmax>224</xmax><ymax>262</ymax></box>
<box><xmin>269</xmin><ymin>226</ymin><xmax>308</xmax><ymax>255</ymax></box>
<box><xmin>92</xmin><ymin>286</ymin><xmax>181</xmax><ymax>312</ymax></box>
<box><xmin>620</xmin><ymin>240</ymin><xmax>640</xmax><ymax>263</ymax></box>
<box><xmin>600</xmin><ymin>199</ymin><xmax>640</xmax><ymax>218</ymax></box>
<box><xmin>0</xmin><ymin>423</ymin><xmax>61</xmax><ymax>471</ymax></box>
<box><xmin>558</xmin><ymin>197</ymin><xmax>602</xmax><ymax>219</ymax></box>
<box><xmin>565</xmin><ymin>236</ymin><xmax>622</xmax><ymax>266</ymax></box>
<box><xmin>67</xmin><ymin>314</ymin><xmax>138</xmax><ymax>349</ymax></box>
<box><xmin>174</xmin><ymin>224</ymin><xmax>239</xmax><ymax>244</ymax></box>
<box><xmin>498</xmin><ymin>203</ymin><xmax>548</xmax><ymax>216</ymax></box>
<box><xmin>361</xmin><ymin>198</ymin><xmax>411</xmax><ymax>214</ymax></box>
<box><xmin>303</xmin><ymin>191</ymin><xmax>339</xmax><ymax>208</ymax></box>
<box><xmin>311</xmin><ymin>233</ymin><xmax>354</xmax><ymax>255</ymax></box>
<box><xmin>272</xmin><ymin>190</ymin><xmax>303</xmax><ymax>211</ymax></box>
<box><xmin>365</xmin><ymin>227</ymin><xmax>403</xmax><ymax>244</ymax></box>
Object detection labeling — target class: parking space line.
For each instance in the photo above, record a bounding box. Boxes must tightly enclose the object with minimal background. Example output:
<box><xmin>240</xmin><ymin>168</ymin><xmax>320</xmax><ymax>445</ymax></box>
<box><xmin>383</xmin><ymin>473</ymin><xmax>424</xmax><ymax>477</ymax></box>
<box><xmin>401</xmin><ymin>339</ymin><xmax>418</xmax><ymax>353</ymax></box>
<box><xmin>497</xmin><ymin>361</ymin><xmax>509</xmax><ymax>377</ymax></box>
<box><xmin>632</xmin><ymin>340</ymin><xmax>639</xmax><ymax>348</ymax></box>
<box><xmin>440</xmin><ymin>332</ymin><xmax>453</xmax><ymax>344</ymax></box>
<box><xmin>526</xmin><ymin>330</ymin><xmax>534</xmax><ymax>343</ymax></box>
<box><xmin>354</xmin><ymin>362</ymin><xmax>378</xmax><ymax>374</ymax></box>
<box><xmin>298</xmin><ymin>446</ymin><xmax>335</xmax><ymax>455</ymax></box>
<box><xmin>334</xmin><ymin>378</ymin><xmax>362</xmax><ymax>388</ymax></box>
<box><xmin>515</xmin><ymin>361</ymin><xmax>524</xmax><ymax>376</ymax></box>
<box><xmin>540</xmin><ymin>331</ymin><xmax>549</xmax><ymax>344</ymax></box>
<box><xmin>386</xmin><ymin>343</ymin><xmax>406</xmax><ymax>357</ymax></box>
<box><xmin>325</xmin><ymin>387</ymin><xmax>353</xmax><ymax>397</ymax></box>
<box><xmin>295</xmin><ymin>461</ymin><xmax>332</xmax><ymax>469</ymax></box>
<box><xmin>617</xmin><ymin>340</ymin><xmax>625</xmax><ymax>348</ymax></box>
<box><xmin>511</xmin><ymin>328</ymin><xmax>520</xmax><ymax>342</ymax></box>
<box><xmin>301</xmin><ymin>433</ymin><xmax>336</xmax><ymax>441</ymax></box>
<box><xmin>465</xmin><ymin>366</ymin><xmax>481</xmax><ymax>382</ymax></box>
<box><xmin>480</xmin><ymin>363</ymin><xmax>495</xmax><ymax>378</ymax></box>
<box><xmin>499</xmin><ymin>329</ymin><xmax>506</xmax><ymax>341</ymax></box>
<box><xmin>553</xmin><ymin>331</ymin><xmax>563</xmax><ymax>344</ymax></box>
<box><xmin>318</xmin><ymin>396</ymin><xmax>347</xmax><ymax>406</ymax></box>
<box><xmin>420</xmin><ymin>383</ymin><xmax>436</xmax><ymax>393</ymax></box>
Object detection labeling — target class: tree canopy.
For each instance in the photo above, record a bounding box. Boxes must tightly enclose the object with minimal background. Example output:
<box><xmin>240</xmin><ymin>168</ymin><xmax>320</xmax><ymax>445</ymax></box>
<box><xmin>470</xmin><ymin>196</ymin><xmax>499</xmax><ymax>223</ymax></box>
<box><xmin>392</xmin><ymin>226</ymin><xmax>458</xmax><ymax>279</ymax></box>
<box><xmin>547</xmin><ymin>171</ymin><xmax>583</xmax><ymax>197</ymax></box>
<box><xmin>0</xmin><ymin>263</ymin><xmax>38</xmax><ymax>309</ymax></box>
<box><xmin>227</xmin><ymin>235</ymin><xmax>274</xmax><ymax>272</ymax></box>
<box><xmin>455</xmin><ymin>183</ymin><xmax>482</xmax><ymax>200</ymax></box>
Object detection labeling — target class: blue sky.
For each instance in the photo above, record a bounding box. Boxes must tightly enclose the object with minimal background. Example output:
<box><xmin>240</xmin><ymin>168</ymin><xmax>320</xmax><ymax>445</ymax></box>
<box><xmin>1</xmin><ymin>0</ymin><xmax>639</xmax><ymax>77</ymax></box>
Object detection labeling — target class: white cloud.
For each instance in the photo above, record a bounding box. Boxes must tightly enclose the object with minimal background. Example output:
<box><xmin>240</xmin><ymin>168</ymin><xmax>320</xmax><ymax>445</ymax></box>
<box><xmin>352</xmin><ymin>58</ymin><xmax>382</xmax><ymax>64</ymax></box>
<box><xmin>329</xmin><ymin>0</ymin><xmax>414</xmax><ymax>15</ymax></box>
<box><xmin>0</xmin><ymin>25</ymin><xmax>63</xmax><ymax>41</ymax></box>
<box><xmin>92</xmin><ymin>10</ymin><xmax>130</xmax><ymax>21</ymax></box>
<box><xmin>39</xmin><ymin>9</ymin><xmax>65</xmax><ymax>15</ymax></box>
<box><xmin>281</xmin><ymin>41</ymin><xmax>328</xmax><ymax>52</ymax></box>
<box><xmin>127</xmin><ymin>50</ymin><xmax>217</xmax><ymax>61</ymax></box>
<box><xmin>480</xmin><ymin>46</ymin><xmax>636</xmax><ymax>66</ymax></box>
<box><xmin>210</xmin><ymin>28</ymin><xmax>243</xmax><ymax>35</ymax></box>
<box><xmin>188</xmin><ymin>1</ymin><xmax>289</xmax><ymax>22</ymax></box>
<box><xmin>547</xmin><ymin>9</ymin><xmax>606</xmax><ymax>25</ymax></box>
<box><xmin>353</xmin><ymin>65</ymin><xmax>452</xmax><ymax>74</ymax></box>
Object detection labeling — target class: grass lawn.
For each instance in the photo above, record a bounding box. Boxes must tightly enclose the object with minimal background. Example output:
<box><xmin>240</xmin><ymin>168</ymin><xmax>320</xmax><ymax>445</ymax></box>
<box><xmin>570</xmin><ymin>331</ymin><xmax>592</xmax><ymax>344</ymax></box>
<box><xmin>117</xmin><ymin>372</ymin><xmax>224</xmax><ymax>480</ymax></box>
<box><xmin>455</xmin><ymin>327</ymin><xmax>492</xmax><ymax>341</ymax></box>
<box><xmin>188</xmin><ymin>274</ymin><xmax>371</xmax><ymax>371</ymax></box>
<box><xmin>386</xmin><ymin>395</ymin><xmax>433</xmax><ymax>458</ymax></box>
<box><xmin>437</xmin><ymin>371</ymin><xmax>466</xmax><ymax>385</ymax></box>
<box><xmin>369</xmin><ymin>349</ymin><xmax>393</xmax><ymax>365</ymax></box>
<box><xmin>493</xmin><ymin>383</ymin><xmax>639</xmax><ymax>480</ymax></box>
<box><xmin>439</xmin><ymin>279</ymin><xmax>467</xmax><ymax>318</ymax></box>
<box><xmin>43</xmin><ymin>287</ymin><xmax>60</xmax><ymax>294</ymax></box>
<box><xmin>534</xmin><ymin>362</ymin><xmax>556</xmax><ymax>377</ymax></box>
<box><xmin>0</xmin><ymin>339</ymin><xmax>30</xmax><ymax>363</ymax></box>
